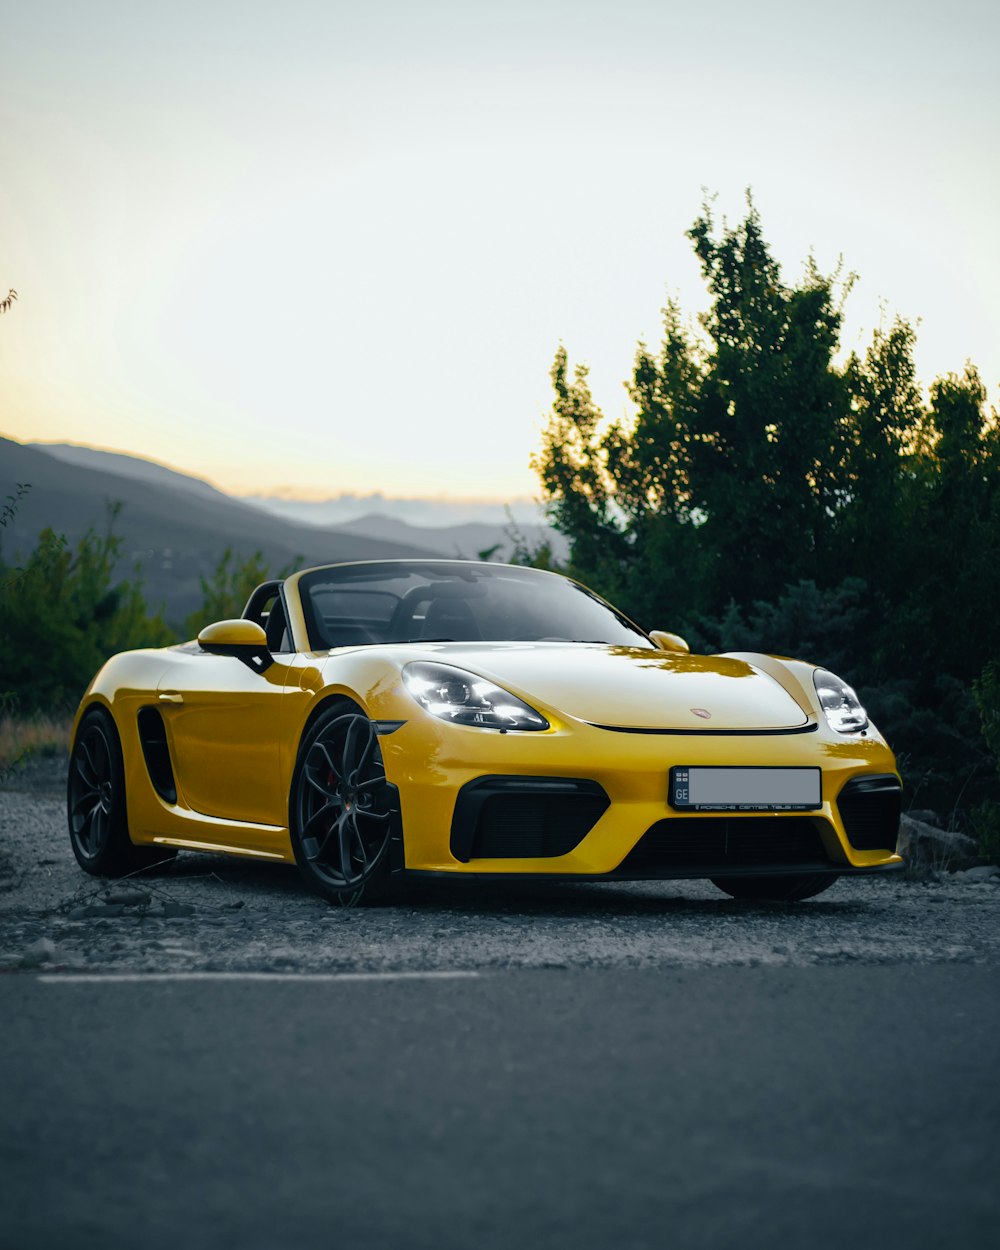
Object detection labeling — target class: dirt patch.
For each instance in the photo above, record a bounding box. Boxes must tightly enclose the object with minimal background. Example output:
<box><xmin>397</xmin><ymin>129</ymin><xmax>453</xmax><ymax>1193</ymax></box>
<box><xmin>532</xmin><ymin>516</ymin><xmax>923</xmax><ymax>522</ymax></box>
<box><xmin>0</xmin><ymin>752</ymin><xmax>67</xmax><ymax>797</ymax></box>
<box><xmin>2</xmin><ymin>773</ymin><xmax>999</xmax><ymax>975</ymax></box>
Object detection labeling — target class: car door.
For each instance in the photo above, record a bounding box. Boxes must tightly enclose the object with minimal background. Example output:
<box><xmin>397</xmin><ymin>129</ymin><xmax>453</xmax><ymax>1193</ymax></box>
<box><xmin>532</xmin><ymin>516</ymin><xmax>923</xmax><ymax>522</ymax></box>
<box><xmin>155</xmin><ymin>646</ymin><xmax>298</xmax><ymax>828</ymax></box>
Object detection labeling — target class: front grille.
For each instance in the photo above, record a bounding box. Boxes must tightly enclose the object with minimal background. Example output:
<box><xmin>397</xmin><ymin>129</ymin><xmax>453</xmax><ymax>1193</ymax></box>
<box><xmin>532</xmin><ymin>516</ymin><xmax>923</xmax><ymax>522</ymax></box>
<box><xmin>615</xmin><ymin>817</ymin><xmax>830</xmax><ymax>876</ymax></box>
<box><xmin>472</xmin><ymin>792</ymin><xmax>609</xmax><ymax>859</ymax></box>
<box><xmin>450</xmin><ymin>776</ymin><xmax>609</xmax><ymax>861</ymax></box>
<box><xmin>838</xmin><ymin>775</ymin><xmax>901</xmax><ymax>851</ymax></box>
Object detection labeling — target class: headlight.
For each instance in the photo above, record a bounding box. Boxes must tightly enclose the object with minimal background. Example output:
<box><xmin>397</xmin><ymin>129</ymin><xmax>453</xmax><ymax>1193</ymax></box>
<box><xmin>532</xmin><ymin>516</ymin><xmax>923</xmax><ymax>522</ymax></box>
<box><xmin>402</xmin><ymin>662</ymin><xmax>549</xmax><ymax>730</ymax></box>
<box><xmin>813</xmin><ymin>668</ymin><xmax>868</xmax><ymax>734</ymax></box>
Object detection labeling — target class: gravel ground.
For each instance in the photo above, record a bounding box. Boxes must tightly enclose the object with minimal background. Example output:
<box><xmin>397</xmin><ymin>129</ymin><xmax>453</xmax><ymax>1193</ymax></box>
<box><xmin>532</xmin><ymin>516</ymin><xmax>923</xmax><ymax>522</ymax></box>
<box><xmin>2</xmin><ymin>757</ymin><xmax>999</xmax><ymax>974</ymax></box>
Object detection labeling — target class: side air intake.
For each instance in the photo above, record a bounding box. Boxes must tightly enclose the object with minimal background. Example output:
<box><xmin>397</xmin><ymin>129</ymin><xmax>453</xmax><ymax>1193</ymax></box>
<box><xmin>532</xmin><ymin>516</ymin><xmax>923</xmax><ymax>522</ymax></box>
<box><xmin>837</xmin><ymin>774</ymin><xmax>901</xmax><ymax>852</ymax></box>
<box><xmin>137</xmin><ymin>707</ymin><xmax>177</xmax><ymax>804</ymax></box>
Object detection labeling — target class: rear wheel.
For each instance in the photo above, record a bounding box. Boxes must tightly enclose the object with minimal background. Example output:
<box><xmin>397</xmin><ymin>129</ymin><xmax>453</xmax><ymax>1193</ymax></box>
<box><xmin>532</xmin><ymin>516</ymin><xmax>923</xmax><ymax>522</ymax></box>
<box><xmin>290</xmin><ymin>704</ymin><xmax>403</xmax><ymax>906</ymax></box>
<box><xmin>710</xmin><ymin>874</ymin><xmax>838</xmax><ymax>902</ymax></box>
<box><xmin>68</xmin><ymin>707</ymin><xmax>177</xmax><ymax>876</ymax></box>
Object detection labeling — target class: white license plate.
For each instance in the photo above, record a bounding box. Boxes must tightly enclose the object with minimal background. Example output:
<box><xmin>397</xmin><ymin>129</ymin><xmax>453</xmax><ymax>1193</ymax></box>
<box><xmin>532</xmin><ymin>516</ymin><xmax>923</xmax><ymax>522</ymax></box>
<box><xmin>670</xmin><ymin>766</ymin><xmax>822</xmax><ymax>811</ymax></box>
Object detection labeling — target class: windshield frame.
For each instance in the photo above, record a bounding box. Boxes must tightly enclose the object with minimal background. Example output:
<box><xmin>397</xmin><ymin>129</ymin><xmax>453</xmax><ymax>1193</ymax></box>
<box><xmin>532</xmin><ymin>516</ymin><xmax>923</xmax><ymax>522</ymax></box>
<box><xmin>291</xmin><ymin>560</ymin><xmax>653</xmax><ymax>652</ymax></box>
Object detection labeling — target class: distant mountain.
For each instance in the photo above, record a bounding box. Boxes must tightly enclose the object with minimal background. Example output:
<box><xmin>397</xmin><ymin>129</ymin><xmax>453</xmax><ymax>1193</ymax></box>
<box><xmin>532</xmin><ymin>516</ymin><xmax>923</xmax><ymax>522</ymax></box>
<box><xmin>240</xmin><ymin>492</ymin><xmax>549</xmax><ymax>530</ymax></box>
<box><xmin>28</xmin><ymin>442</ymin><xmax>227</xmax><ymax>501</ymax></box>
<box><xmin>333</xmin><ymin>513</ymin><xmax>568</xmax><ymax>563</ymax></box>
<box><xmin>1</xmin><ymin>437</ymin><xmax>439</xmax><ymax>626</ymax></box>
<box><xmin>26</xmin><ymin>445</ymin><xmax>563</xmax><ymax>553</ymax></box>
<box><xmin>4</xmin><ymin>438</ymin><xmax>568</xmax><ymax>622</ymax></box>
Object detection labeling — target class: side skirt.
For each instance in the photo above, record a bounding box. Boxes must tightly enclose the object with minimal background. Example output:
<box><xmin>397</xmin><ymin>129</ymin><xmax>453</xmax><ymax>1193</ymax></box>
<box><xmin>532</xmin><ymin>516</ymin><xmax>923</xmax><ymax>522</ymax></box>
<box><xmin>402</xmin><ymin>862</ymin><xmax>904</xmax><ymax>883</ymax></box>
<box><xmin>149</xmin><ymin>835</ymin><xmax>291</xmax><ymax>861</ymax></box>
<box><xmin>132</xmin><ymin>802</ymin><xmax>295</xmax><ymax>861</ymax></box>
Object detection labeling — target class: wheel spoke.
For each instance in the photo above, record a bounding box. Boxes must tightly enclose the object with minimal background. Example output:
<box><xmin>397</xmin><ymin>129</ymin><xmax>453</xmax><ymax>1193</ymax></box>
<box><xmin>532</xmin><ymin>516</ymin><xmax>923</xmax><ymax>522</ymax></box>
<box><xmin>355</xmin><ymin>808</ymin><xmax>390</xmax><ymax>824</ymax></box>
<box><xmin>354</xmin><ymin>774</ymin><xmax>385</xmax><ymax>793</ymax></box>
<box><xmin>311</xmin><ymin>742</ymin><xmax>342</xmax><ymax>786</ymax></box>
<box><xmin>317</xmin><ymin>807</ymin><xmax>353</xmax><ymax>863</ymax></box>
<box><xmin>349</xmin><ymin>726</ymin><xmax>377</xmax><ymax>785</ymax></box>
<box><xmin>353</xmin><ymin>822</ymin><xmax>369</xmax><ymax>869</ymax></box>
<box><xmin>303</xmin><ymin>798</ymin><xmax>342</xmax><ymax>833</ymax></box>
<box><xmin>88</xmin><ymin>804</ymin><xmax>105</xmax><ymax>853</ymax></box>
<box><xmin>337</xmin><ymin>812</ymin><xmax>356</xmax><ymax>877</ymax></box>
<box><xmin>71</xmin><ymin>788</ymin><xmax>97</xmax><ymax>816</ymax></box>
<box><xmin>76</xmin><ymin>800</ymin><xmax>100</xmax><ymax>842</ymax></box>
<box><xmin>91</xmin><ymin>731</ymin><xmax>110</xmax><ymax>783</ymax></box>
<box><xmin>303</xmin><ymin>767</ymin><xmax>339</xmax><ymax>800</ymax></box>
<box><xmin>311</xmin><ymin>815</ymin><xmax>336</xmax><ymax>862</ymax></box>
<box><xmin>77</xmin><ymin>741</ymin><xmax>99</xmax><ymax>788</ymax></box>
<box><xmin>342</xmin><ymin>718</ymin><xmax>362</xmax><ymax>773</ymax></box>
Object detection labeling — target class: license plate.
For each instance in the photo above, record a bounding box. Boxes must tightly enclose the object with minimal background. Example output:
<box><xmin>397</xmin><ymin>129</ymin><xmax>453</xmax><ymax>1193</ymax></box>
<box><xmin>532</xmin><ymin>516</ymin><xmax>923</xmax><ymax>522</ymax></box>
<box><xmin>669</xmin><ymin>766</ymin><xmax>822</xmax><ymax>811</ymax></box>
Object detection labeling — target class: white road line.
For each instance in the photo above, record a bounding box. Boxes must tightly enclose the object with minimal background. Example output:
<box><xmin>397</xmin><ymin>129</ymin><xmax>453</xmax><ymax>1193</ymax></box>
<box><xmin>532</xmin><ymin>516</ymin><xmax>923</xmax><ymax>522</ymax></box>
<box><xmin>37</xmin><ymin>971</ymin><xmax>481</xmax><ymax>985</ymax></box>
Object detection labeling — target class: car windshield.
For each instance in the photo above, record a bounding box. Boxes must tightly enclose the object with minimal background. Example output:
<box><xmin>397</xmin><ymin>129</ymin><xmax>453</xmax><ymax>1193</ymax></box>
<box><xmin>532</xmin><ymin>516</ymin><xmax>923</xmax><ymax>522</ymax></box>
<box><xmin>298</xmin><ymin>562</ymin><xmax>654</xmax><ymax>650</ymax></box>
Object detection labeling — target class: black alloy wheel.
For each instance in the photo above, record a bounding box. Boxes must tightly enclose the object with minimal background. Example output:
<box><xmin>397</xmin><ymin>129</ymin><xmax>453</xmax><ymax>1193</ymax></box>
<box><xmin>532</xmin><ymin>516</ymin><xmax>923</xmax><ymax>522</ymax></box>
<box><xmin>710</xmin><ymin>873</ymin><xmax>838</xmax><ymax>902</ymax></box>
<box><xmin>291</xmin><ymin>705</ymin><xmax>401</xmax><ymax>906</ymax></box>
<box><xmin>68</xmin><ymin>708</ymin><xmax>176</xmax><ymax>876</ymax></box>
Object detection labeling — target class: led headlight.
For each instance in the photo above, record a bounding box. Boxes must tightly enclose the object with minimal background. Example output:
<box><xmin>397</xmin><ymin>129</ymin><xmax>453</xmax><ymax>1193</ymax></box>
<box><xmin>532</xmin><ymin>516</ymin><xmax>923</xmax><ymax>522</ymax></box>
<box><xmin>813</xmin><ymin>668</ymin><xmax>868</xmax><ymax>734</ymax></box>
<box><xmin>402</xmin><ymin>662</ymin><xmax>549</xmax><ymax>730</ymax></box>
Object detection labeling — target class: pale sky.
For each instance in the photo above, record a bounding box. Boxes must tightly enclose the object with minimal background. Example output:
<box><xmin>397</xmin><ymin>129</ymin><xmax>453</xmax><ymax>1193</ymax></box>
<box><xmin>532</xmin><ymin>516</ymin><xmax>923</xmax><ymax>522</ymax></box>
<box><xmin>1</xmin><ymin>0</ymin><xmax>997</xmax><ymax>500</ymax></box>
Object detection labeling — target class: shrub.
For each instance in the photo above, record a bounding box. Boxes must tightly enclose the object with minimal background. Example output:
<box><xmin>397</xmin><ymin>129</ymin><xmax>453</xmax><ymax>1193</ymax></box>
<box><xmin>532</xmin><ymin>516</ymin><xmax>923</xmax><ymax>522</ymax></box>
<box><xmin>0</xmin><ymin>506</ymin><xmax>175</xmax><ymax>714</ymax></box>
<box><xmin>971</xmin><ymin>662</ymin><xmax>1000</xmax><ymax>864</ymax></box>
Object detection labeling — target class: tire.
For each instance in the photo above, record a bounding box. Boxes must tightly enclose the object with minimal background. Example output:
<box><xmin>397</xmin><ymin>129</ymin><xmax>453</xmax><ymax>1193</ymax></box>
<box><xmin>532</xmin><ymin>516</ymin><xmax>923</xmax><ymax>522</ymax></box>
<box><xmin>68</xmin><ymin>707</ymin><xmax>177</xmax><ymax>877</ymax></box>
<box><xmin>290</xmin><ymin>703</ymin><xmax>404</xmax><ymax>906</ymax></box>
<box><xmin>710</xmin><ymin>873</ymin><xmax>839</xmax><ymax>902</ymax></box>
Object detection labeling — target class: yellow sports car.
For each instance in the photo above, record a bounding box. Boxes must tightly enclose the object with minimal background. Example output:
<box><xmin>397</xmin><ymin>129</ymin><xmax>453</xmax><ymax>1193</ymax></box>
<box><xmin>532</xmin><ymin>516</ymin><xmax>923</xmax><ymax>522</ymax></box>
<box><xmin>68</xmin><ymin>560</ymin><xmax>903</xmax><ymax>905</ymax></box>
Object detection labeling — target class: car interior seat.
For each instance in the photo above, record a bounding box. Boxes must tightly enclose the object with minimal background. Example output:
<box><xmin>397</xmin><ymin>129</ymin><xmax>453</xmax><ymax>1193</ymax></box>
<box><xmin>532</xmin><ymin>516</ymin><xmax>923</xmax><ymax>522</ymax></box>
<box><xmin>420</xmin><ymin>597</ymin><xmax>482</xmax><ymax>641</ymax></box>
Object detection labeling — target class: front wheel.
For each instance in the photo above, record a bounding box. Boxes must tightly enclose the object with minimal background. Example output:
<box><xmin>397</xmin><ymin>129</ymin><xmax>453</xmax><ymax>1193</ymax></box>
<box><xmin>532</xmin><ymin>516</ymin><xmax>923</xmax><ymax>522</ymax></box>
<box><xmin>710</xmin><ymin>874</ymin><xmax>838</xmax><ymax>902</ymax></box>
<box><xmin>290</xmin><ymin>704</ymin><xmax>403</xmax><ymax>906</ymax></box>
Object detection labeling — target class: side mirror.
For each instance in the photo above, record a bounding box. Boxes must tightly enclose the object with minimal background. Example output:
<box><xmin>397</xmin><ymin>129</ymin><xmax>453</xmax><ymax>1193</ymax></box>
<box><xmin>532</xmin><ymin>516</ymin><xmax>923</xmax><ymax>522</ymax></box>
<box><xmin>197</xmin><ymin>619</ymin><xmax>273</xmax><ymax>672</ymax></box>
<box><xmin>649</xmin><ymin>630</ymin><xmax>690</xmax><ymax>654</ymax></box>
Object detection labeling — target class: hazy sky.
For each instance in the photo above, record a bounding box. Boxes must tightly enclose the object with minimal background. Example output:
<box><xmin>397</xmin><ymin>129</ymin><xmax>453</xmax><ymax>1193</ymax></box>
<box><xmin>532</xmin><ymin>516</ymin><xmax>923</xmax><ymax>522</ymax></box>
<box><xmin>1</xmin><ymin>0</ymin><xmax>997</xmax><ymax>500</ymax></box>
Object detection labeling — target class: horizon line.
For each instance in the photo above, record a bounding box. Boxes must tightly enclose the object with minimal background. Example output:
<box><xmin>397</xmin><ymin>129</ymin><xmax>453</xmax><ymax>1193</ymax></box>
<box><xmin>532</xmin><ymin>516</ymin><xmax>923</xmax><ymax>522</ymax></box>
<box><xmin>19</xmin><ymin>436</ymin><xmax>543</xmax><ymax>507</ymax></box>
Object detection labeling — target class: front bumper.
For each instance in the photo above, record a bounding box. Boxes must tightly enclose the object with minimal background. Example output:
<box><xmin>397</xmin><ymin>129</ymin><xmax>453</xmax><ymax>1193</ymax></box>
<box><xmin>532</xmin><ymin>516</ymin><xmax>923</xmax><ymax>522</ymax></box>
<box><xmin>379</xmin><ymin>715</ymin><xmax>903</xmax><ymax>878</ymax></box>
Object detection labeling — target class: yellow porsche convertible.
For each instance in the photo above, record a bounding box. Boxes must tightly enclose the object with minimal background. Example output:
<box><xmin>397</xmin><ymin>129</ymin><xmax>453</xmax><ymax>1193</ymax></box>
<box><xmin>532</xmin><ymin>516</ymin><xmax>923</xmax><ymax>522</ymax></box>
<box><xmin>68</xmin><ymin>559</ymin><xmax>903</xmax><ymax>904</ymax></box>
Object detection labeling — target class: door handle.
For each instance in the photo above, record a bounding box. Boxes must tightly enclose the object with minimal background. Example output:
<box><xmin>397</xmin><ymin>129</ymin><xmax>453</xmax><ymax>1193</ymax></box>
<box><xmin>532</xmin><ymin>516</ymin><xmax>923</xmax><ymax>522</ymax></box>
<box><xmin>158</xmin><ymin>691</ymin><xmax>184</xmax><ymax>704</ymax></box>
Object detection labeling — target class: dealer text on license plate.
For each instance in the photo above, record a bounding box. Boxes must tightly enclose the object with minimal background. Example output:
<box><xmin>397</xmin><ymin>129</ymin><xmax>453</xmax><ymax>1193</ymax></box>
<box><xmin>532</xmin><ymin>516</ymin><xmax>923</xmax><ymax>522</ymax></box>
<box><xmin>669</xmin><ymin>766</ymin><xmax>822</xmax><ymax>811</ymax></box>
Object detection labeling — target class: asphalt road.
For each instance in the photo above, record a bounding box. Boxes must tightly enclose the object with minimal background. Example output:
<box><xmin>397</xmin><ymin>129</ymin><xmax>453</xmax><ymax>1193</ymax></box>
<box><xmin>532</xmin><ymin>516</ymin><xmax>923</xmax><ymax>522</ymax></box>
<box><xmin>2</xmin><ymin>966</ymin><xmax>999</xmax><ymax>1250</ymax></box>
<box><xmin>3</xmin><ymin>764</ymin><xmax>999</xmax><ymax>1248</ymax></box>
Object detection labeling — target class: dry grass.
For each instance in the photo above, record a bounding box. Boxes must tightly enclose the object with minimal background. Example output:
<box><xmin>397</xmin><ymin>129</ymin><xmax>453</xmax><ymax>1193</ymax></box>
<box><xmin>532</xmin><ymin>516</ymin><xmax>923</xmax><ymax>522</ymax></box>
<box><xmin>0</xmin><ymin>712</ymin><xmax>73</xmax><ymax>770</ymax></box>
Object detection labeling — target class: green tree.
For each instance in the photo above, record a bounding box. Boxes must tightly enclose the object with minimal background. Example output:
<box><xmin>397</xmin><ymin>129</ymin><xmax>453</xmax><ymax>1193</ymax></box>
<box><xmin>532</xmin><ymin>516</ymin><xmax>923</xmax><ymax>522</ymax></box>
<box><xmin>533</xmin><ymin>196</ymin><xmax>1000</xmax><ymax>818</ymax></box>
<box><xmin>839</xmin><ymin>318</ymin><xmax>925</xmax><ymax>580</ymax></box>
<box><xmin>184</xmin><ymin>546</ymin><xmax>301</xmax><ymax>637</ymax></box>
<box><xmin>971</xmin><ymin>663</ymin><xmax>1000</xmax><ymax>864</ymax></box>
<box><xmin>685</xmin><ymin>203</ymin><xmax>851</xmax><ymax>598</ymax></box>
<box><xmin>920</xmin><ymin>368</ymin><xmax>1000</xmax><ymax>681</ymax></box>
<box><xmin>0</xmin><ymin>504</ymin><xmax>175</xmax><ymax>712</ymax></box>
<box><xmin>535</xmin><ymin>198</ymin><xmax>857</xmax><ymax>624</ymax></box>
<box><xmin>532</xmin><ymin>348</ymin><xmax>632</xmax><ymax>593</ymax></box>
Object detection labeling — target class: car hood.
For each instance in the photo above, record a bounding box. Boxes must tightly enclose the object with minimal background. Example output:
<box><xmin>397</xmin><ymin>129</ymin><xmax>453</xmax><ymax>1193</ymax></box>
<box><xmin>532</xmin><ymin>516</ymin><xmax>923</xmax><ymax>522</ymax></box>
<box><xmin>413</xmin><ymin>643</ymin><xmax>812</xmax><ymax>731</ymax></box>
